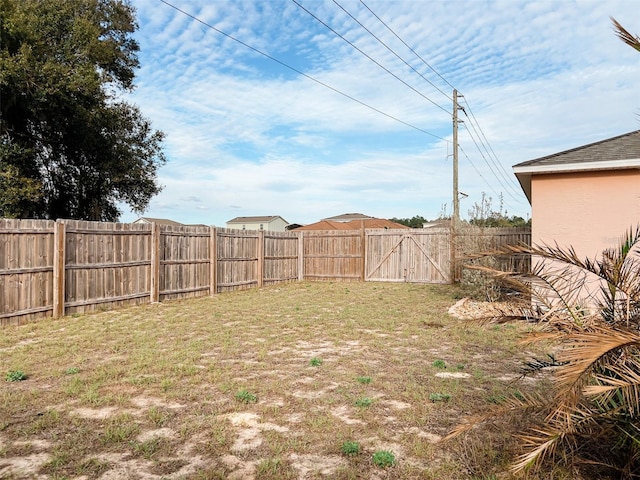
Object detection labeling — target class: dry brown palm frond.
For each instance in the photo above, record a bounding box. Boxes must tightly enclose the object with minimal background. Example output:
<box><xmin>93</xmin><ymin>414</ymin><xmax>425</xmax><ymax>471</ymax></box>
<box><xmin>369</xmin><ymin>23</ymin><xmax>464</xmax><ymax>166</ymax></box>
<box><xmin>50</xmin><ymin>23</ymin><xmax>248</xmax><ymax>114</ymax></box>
<box><xmin>511</xmin><ymin>429</ymin><xmax>563</xmax><ymax>473</ymax></box>
<box><xmin>555</xmin><ymin>327</ymin><xmax>640</xmax><ymax>393</ymax></box>
<box><xmin>444</xmin><ymin>391</ymin><xmax>547</xmax><ymax>442</ymax></box>
<box><xmin>585</xmin><ymin>356</ymin><xmax>640</xmax><ymax>417</ymax></box>
<box><xmin>612</xmin><ymin>17</ymin><xmax>640</xmax><ymax>52</ymax></box>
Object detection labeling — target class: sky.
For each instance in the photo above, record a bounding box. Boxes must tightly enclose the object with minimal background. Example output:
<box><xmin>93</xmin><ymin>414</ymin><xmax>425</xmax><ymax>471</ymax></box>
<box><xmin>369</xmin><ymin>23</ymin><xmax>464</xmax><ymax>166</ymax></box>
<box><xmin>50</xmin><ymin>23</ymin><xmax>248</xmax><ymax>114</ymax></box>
<box><xmin>119</xmin><ymin>0</ymin><xmax>640</xmax><ymax>226</ymax></box>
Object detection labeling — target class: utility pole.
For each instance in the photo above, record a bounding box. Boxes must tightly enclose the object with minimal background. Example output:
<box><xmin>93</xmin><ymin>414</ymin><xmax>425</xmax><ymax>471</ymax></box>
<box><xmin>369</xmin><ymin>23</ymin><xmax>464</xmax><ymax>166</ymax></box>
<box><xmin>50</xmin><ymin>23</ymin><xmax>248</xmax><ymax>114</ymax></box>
<box><xmin>452</xmin><ymin>89</ymin><xmax>460</xmax><ymax>223</ymax></box>
<box><xmin>450</xmin><ymin>89</ymin><xmax>461</xmax><ymax>283</ymax></box>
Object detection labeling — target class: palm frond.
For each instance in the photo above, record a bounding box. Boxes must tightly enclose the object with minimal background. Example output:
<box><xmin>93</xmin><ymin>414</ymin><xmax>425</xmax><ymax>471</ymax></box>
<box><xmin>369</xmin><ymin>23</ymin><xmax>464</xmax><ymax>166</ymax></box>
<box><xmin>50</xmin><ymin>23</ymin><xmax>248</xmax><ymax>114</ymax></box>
<box><xmin>554</xmin><ymin>327</ymin><xmax>640</xmax><ymax>393</ymax></box>
<box><xmin>511</xmin><ymin>430</ymin><xmax>562</xmax><ymax>473</ymax></box>
<box><xmin>612</xmin><ymin>17</ymin><xmax>640</xmax><ymax>52</ymax></box>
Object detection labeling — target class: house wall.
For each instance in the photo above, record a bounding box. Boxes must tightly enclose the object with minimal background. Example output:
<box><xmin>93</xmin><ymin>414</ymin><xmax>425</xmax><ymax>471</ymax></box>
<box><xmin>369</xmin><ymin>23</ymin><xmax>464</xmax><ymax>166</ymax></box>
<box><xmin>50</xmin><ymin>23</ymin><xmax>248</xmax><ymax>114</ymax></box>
<box><xmin>531</xmin><ymin>169</ymin><xmax>640</xmax><ymax>257</ymax></box>
<box><xmin>225</xmin><ymin>218</ymin><xmax>289</xmax><ymax>232</ymax></box>
<box><xmin>531</xmin><ymin>169</ymin><xmax>640</xmax><ymax>306</ymax></box>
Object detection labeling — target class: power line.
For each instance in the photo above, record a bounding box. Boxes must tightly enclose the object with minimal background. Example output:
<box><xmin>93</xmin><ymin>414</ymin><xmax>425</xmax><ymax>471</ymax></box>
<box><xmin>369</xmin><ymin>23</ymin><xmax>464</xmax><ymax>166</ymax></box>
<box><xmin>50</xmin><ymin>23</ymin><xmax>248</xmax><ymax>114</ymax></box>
<box><xmin>331</xmin><ymin>0</ymin><xmax>452</xmax><ymax>102</ymax></box>
<box><xmin>458</xmin><ymin>145</ymin><xmax>503</xmax><ymax>201</ymax></box>
<box><xmin>461</xmin><ymin>98</ymin><xmax>523</xmax><ymax>194</ymax></box>
<box><xmin>359</xmin><ymin>0</ymin><xmax>457</xmax><ymax>92</ymax></box>
<box><xmin>460</xmin><ymin>113</ymin><xmax>526</xmax><ymax>203</ymax></box>
<box><xmin>459</xmin><ymin>144</ymin><xmax>523</xmax><ymax>215</ymax></box>
<box><xmin>358</xmin><ymin>1</ymin><xmax>527</xmax><ymax>207</ymax></box>
<box><xmin>291</xmin><ymin>0</ymin><xmax>451</xmax><ymax>116</ymax></box>
<box><xmin>159</xmin><ymin>0</ymin><xmax>450</xmax><ymax>142</ymax></box>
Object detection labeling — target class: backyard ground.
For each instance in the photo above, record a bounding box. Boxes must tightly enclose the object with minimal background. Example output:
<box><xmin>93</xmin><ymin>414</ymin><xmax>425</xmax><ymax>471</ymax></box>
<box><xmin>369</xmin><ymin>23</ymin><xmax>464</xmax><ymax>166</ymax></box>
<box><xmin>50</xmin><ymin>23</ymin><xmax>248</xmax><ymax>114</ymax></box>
<box><xmin>0</xmin><ymin>281</ymin><xmax>551</xmax><ymax>479</ymax></box>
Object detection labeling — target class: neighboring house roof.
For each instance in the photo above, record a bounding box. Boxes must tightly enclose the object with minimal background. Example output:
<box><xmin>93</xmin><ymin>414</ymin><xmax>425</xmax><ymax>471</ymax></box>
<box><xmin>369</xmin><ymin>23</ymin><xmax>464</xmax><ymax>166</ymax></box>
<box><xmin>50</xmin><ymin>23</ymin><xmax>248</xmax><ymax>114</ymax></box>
<box><xmin>133</xmin><ymin>217</ymin><xmax>183</xmax><ymax>226</ymax></box>
<box><xmin>423</xmin><ymin>219</ymin><xmax>451</xmax><ymax>229</ymax></box>
<box><xmin>513</xmin><ymin>130</ymin><xmax>640</xmax><ymax>203</ymax></box>
<box><xmin>293</xmin><ymin>218</ymin><xmax>409</xmax><ymax>231</ymax></box>
<box><xmin>226</xmin><ymin>215</ymin><xmax>288</xmax><ymax>224</ymax></box>
<box><xmin>321</xmin><ymin>213</ymin><xmax>373</xmax><ymax>222</ymax></box>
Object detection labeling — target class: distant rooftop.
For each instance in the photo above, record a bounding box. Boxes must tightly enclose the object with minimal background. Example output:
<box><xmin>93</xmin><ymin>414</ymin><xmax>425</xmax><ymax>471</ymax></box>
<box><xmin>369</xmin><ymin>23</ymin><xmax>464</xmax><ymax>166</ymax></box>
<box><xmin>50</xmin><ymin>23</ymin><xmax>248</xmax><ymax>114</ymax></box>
<box><xmin>133</xmin><ymin>217</ymin><xmax>183</xmax><ymax>226</ymax></box>
<box><xmin>226</xmin><ymin>215</ymin><xmax>288</xmax><ymax>224</ymax></box>
<box><xmin>293</xmin><ymin>218</ymin><xmax>408</xmax><ymax>231</ymax></box>
<box><xmin>321</xmin><ymin>213</ymin><xmax>373</xmax><ymax>222</ymax></box>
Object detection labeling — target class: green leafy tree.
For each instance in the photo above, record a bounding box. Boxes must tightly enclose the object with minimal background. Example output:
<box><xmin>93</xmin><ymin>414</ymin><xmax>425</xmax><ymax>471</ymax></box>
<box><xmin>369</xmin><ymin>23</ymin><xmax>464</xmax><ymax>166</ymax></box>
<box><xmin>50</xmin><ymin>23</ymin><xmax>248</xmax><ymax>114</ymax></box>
<box><xmin>0</xmin><ymin>0</ymin><xmax>165</xmax><ymax>220</ymax></box>
<box><xmin>389</xmin><ymin>215</ymin><xmax>428</xmax><ymax>228</ymax></box>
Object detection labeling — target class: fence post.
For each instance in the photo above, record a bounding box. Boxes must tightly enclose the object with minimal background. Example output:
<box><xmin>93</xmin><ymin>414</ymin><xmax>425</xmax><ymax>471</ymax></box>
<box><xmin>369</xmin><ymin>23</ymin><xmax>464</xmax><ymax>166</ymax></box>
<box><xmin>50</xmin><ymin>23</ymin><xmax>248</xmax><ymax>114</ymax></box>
<box><xmin>52</xmin><ymin>220</ymin><xmax>66</xmax><ymax>318</ymax></box>
<box><xmin>257</xmin><ymin>229</ymin><xmax>264</xmax><ymax>288</ymax></box>
<box><xmin>210</xmin><ymin>226</ymin><xmax>217</xmax><ymax>295</ymax></box>
<box><xmin>297</xmin><ymin>231</ymin><xmax>304</xmax><ymax>281</ymax></box>
<box><xmin>360</xmin><ymin>227</ymin><xmax>366</xmax><ymax>282</ymax></box>
<box><xmin>449</xmin><ymin>223</ymin><xmax>457</xmax><ymax>284</ymax></box>
<box><xmin>150</xmin><ymin>222</ymin><xmax>160</xmax><ymax>303</ymax></box>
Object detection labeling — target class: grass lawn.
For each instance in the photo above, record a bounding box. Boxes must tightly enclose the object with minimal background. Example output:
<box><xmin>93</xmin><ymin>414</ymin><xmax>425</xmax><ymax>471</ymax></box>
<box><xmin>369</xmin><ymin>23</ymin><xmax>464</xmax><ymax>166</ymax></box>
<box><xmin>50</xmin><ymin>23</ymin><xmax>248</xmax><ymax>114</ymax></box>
<box><xmin>0</xmin><ymin>281</ymin><xmax>550</xmax><ymax>479</ymax></box>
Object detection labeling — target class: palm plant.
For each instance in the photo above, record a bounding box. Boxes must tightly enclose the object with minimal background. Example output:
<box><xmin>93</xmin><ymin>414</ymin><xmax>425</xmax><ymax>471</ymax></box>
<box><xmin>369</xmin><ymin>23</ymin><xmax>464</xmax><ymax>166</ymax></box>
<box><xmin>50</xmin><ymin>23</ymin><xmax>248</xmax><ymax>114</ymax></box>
<box><xmin>612</xmin><ymin>18</ymin><xmax>640</xmax><ymax>53</ymax></box>
<box><xmin>450</xmin><ymin>226</ymin><xmax>640</xmax><ymax>478</ymax></box>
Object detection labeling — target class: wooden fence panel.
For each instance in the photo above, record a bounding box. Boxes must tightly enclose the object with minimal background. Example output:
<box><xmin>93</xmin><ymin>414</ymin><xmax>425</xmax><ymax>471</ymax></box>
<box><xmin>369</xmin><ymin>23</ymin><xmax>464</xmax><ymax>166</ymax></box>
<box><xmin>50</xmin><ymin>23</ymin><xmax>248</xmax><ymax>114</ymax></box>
<box><xmin>0</xmin><ymin>220</ymin><xmax>531</xmax><ymax>324</ymax></box>
<box><xmin>365</xmin><ymin>229</ymin><xmax>451</xmax><ymax>283</ymax></box>
<box><xmin>159</xmin><ymin>224</ymin><xmax>211</xmax><ymax>300</ymax></box>
<box><xmin>302</xmin><ymin>230</ymin><xmax>363</xmax><ymax>281</ymax></box>
<box><xmin>263</xmin><ymin>231</ymin><xmax>299</xmax><ymax>285</ymax></box>
<box><xmin>456</xmin><ymin>226</ymin><xmax>531</xmax><ymax>278</ymax></box>
<box><xmin>0</xmin><ymin>219</ymin><xmax>55</xmax><ymax>325</ymax></box>
<box><xmin>63</xmin><ymin>220</ymin><xmax>151</xmax><ymax>314</ymax></box>
<box><xmin>216</xmin><ymin>229</ymin><xmax>260</xmax><ymax>292</ymax></box>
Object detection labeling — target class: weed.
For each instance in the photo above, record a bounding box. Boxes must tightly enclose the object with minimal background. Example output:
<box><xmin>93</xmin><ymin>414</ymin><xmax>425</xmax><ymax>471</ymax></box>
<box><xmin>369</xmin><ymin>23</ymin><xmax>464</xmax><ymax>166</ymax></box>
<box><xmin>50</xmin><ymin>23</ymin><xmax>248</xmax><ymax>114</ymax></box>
<box><xmin>429</xmin><ymin>392</ymin><xmax>451</xmax><ymax>402</ymax></box>
<box><xmin>131</xmin><ymin>437</ymin><xmax>161</xmax><ymax>459</ymax></box>
<box><xmin>309</xmin><ymin>357</ymin><xmax>323</xmax><ymax>367</ymax></box>
<box><xmin>235</xmin><ymin>389</ymin><xmax>258</xmax><ymax>404</ymax></box>
<box><xmin>341</xmin><ymin>441</ymin><xmax>361</xmax><ymax>456</ymax></box>
<box><xmin>356</xmin><ymin>376</ymin><xmax>372</xmax><ymax>384</ymax></box>
<box><xmin>355</xmin><ymin>397</ymin><xmax>373</xmax><ymax>408</ymax></box>
<box><xmin>76</xmin><ymin>457</ymin><xmax>111</xmax><ymax>476</ymax></box>
<box><xmin>255</xmin><ymin>457</ymin><xmax>296</xmax><ymax>478</ymax></box>
<box><xmin>432</xmin><ymin>360</ymin><xmax>447</xmax><ymax>369</ymax></box>
<box><xmin>101</xmin><ymin>414</ymin><xmax>139</xmax><ymax>444</ymax></box>
<box><xmin>372</xmin><ymin>450</ymin><xmax>396</xmax><ymax>468</ymax></box>
<box><xmin>456</xmin><ymin>363</ymin><xmax>466</xmax><ymax>371</ymax></box>
<box><xmin>6</xmin><ymin>370</ymin><xmax>27</xmax><ymax>382</ymax></box>
<box><xmin>64</xmin><ymin>367</ymin><xmax>80</xmax><ymax>375</ymax></box>
<box><xmin>147</xmin><ymin>406</ymin><xmax>170</xmax><ymax>427</ymax></box>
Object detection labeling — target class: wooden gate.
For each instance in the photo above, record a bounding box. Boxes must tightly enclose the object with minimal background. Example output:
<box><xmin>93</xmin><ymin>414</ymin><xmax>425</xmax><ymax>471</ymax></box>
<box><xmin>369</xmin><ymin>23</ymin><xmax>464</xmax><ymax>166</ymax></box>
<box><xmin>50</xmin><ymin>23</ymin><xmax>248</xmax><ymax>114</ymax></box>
<box><xmin>365</xmin><ymin>229</ymin><xmax>451</xmax><ymax>283</ymax></box>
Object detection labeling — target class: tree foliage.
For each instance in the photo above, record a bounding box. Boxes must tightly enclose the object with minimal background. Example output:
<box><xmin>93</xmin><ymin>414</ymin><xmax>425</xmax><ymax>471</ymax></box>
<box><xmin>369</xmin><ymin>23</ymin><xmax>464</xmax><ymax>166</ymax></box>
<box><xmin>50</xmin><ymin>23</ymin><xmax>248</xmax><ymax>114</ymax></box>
<box><xmin>467</xmin><ymin>192</ymin><xmax>531</xmax><ymax>228</ymax></box>
<box><xmin>0</xmin><ymin>0</ymin><xmax>165</xmax><ymax>221</ymax></box>
<box><xmin>388</xmin><ymin>215</ymin><xmax>429</xmax><ymax>228</ymax></box>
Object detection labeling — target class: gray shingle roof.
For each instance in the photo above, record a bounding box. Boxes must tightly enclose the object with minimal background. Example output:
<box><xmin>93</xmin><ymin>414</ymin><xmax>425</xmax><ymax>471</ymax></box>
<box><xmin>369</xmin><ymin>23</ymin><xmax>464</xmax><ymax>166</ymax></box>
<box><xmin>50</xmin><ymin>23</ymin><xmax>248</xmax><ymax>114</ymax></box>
<box><xmin>226</xmin><ymin>216</ymin><xmax>286</xmax><ymax>224</ymax></box>
<box><xmin>514</xmin><ymin>130</ymin><xmax>640</xmax><ymax>168</ymax></box>
<box><xmin>513</xmin><ymin>130</ymin><xmax>640</xmax><ymax>204</ymax></box>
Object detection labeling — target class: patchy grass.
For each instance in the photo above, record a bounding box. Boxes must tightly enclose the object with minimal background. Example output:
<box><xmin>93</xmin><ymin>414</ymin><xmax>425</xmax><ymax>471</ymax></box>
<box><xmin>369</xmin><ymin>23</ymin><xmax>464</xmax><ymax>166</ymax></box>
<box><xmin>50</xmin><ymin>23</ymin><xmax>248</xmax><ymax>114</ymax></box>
<box><xmin>0</xmin><ymin>282</ymin><xmax>551</xmax><ymax>479</ymax></box>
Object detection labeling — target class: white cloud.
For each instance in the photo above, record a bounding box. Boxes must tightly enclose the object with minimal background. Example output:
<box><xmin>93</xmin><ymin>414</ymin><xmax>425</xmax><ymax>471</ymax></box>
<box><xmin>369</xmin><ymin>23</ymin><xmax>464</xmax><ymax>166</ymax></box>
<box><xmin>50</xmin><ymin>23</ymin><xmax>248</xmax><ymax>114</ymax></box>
<box><xmin>122</xmin><ymin>0</ymin><xmax>640</xmax><ymax>225</ymax></box>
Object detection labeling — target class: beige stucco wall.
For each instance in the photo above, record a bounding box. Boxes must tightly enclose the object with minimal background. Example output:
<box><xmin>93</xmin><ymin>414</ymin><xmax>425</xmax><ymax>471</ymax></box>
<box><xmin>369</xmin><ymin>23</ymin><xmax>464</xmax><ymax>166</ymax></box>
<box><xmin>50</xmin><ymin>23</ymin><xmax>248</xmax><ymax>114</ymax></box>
<box><xmin>532</xmin><ymin>169</ymin><xmax>640</xmax><ymax>257</ymax></box>
<box><xmin>531</xmin><ymin>169</ymin><xmax>640</xmax><ymax>306</ymax></box>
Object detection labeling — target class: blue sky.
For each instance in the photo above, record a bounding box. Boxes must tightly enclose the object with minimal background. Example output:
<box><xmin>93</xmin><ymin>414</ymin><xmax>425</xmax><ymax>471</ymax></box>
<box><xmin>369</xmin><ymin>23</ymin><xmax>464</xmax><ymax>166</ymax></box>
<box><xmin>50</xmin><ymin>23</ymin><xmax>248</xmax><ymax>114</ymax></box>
<box><xmin>120</xmin><ymin>0</ymin><xmax>640</xmax><ymax>226</ymax></box>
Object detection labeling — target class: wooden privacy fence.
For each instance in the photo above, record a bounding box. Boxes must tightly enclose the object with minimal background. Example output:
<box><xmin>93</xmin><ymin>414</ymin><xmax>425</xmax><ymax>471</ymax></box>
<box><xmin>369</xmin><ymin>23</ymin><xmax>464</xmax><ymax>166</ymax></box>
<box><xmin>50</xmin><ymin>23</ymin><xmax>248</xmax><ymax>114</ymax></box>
<box><xmin>0</xmin><ymin>219</ymin><xmax>530</xmax><ymax>325</ymax></box>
